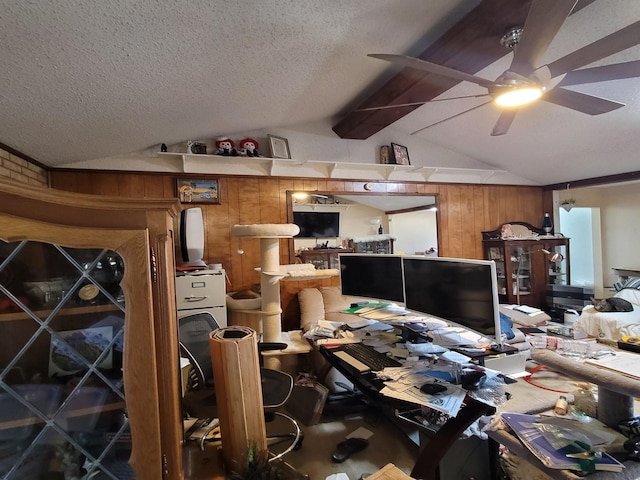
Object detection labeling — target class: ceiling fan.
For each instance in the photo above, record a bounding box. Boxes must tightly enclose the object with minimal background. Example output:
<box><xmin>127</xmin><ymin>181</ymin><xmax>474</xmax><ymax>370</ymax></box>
<box><xmin>366</xmin><ymin>0</ymin><xmax>640</xmax><ymax>136</ymax></box>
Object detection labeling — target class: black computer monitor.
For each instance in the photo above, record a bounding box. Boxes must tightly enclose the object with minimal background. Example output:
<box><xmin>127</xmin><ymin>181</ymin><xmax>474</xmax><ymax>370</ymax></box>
<box><xmin>339</xmin><ymin>253</ymin><xmax>405</xmax><ymax>304</ymax></box>
<box><xmin>402</xmin><ymin>256</ymin><xmax>503</xmax><ymax>347</ymax></box>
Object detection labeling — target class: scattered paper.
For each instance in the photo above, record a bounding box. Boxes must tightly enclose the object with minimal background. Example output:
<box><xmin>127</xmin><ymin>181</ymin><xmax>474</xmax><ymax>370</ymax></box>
<box><xmin>346</xmin><ymin>426</ymin><xmax>374</xmax><ymax>440</ymax></box>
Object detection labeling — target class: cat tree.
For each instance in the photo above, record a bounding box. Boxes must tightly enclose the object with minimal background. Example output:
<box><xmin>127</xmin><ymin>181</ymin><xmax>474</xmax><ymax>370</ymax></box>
<box><xmin>232</xmin><ymin>224</ymin><xmax>337</xmax><ymax>369</ymax></box>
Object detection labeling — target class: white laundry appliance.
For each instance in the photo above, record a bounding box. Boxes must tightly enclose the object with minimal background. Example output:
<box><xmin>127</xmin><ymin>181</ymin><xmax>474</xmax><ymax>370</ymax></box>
<box><xmin>175</xmin><ymin>269</ymin><xmax>227</xmax><ymax>327</ymax></box>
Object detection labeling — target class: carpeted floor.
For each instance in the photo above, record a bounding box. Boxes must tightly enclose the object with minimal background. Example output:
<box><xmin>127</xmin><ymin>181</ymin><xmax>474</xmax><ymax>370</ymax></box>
<box><xmin>273</xmin><ymin>367</ymin><xmax>594</xmax><ymax>480</ymax></box>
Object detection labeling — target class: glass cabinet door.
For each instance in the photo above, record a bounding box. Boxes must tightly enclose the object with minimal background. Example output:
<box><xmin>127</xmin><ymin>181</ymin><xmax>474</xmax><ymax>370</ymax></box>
<box><xmin>546</xmin><ymin>243</ymin><xmax>568</xmax><ymax>285</ymax></box>
<box><xmin>0</xmin><ymin>240</ymin><xmax>132</xmax><ymax>479</ymax></box>
<box><xmin>509</xmin><ymin>246</ymin><xmax>533</xmax><ymax>300</ymax></box>
<box><xmin>487</xmin><ymin>247</ymin><xmax>506</xmax><ymax>296</ymax></box>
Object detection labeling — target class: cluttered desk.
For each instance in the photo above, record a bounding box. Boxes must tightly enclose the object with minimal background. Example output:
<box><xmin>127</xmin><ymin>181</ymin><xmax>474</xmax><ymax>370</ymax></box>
<box><xmin>305</xmin><ymin>299</ymin><xmax>518</xmax><ymax>480</ymax></box>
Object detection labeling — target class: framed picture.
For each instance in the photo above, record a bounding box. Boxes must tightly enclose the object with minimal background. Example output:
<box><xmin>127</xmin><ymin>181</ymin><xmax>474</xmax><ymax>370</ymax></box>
<box><xmin>380</xmin><ymin>145</ymin><xmax>392</xmax><ymax>164</ymax></box>
<box><xmin>268</xmin><ymin>135</ymin><xmax>291</xmax><ymax>159</ymax></box>
<box><xmin>176</xmin><ymin>178</ymin><xmax>220</xmax><ymax>204</ymax></box>
<box><xmin>391</xmin><ymin>143</ymin><xmax>410</xmax><ymax>165</ymax></box>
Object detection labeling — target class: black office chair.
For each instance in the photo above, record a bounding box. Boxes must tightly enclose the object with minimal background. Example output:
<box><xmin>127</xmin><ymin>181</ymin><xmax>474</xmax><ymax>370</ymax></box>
<box><xmin>178</xmin><ymin>311</ymin><xmax>302</xmax><ymax>460</ymax></box>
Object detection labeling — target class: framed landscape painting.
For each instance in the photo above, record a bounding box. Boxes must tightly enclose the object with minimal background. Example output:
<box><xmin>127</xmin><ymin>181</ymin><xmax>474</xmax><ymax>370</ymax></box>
<box><xmin>176</xmin><ymin>178</ymin><xmax>220</xmax><ymax>204</ymax></box>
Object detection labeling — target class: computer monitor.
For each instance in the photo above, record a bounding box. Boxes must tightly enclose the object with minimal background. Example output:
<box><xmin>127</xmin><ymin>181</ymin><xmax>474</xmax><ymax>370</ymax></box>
<box><xmin>339</xmin><ymin>253</ymin><xmax>405</xmax><ymax>304</ymax></box>
<box><xmin>402</xmin><ymin>256</ymin><xmax>503</xmax><ymax>348</ymax></box>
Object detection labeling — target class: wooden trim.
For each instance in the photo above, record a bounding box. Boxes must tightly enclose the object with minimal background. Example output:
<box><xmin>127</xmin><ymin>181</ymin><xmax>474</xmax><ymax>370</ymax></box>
<box><xmin>543</xmin><ymin>170</ymin><xmax>640</xmax><ymax>190</ymax></box>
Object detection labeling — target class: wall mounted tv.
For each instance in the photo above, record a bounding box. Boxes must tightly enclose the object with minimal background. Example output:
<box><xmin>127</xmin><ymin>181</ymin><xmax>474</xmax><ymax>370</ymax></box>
<box><xmin>293</xmin><ymin>211</ymin><xmax>340</xmax><ymax>238</ymax></box>
<box><xmin>403</xmin><ymin>256</ymin><xmax>503</xmax><ymax>348</ymax></box>
<box><xmin>339</xmin><ymin>254</ymin><xmax>405</xmax><ymax>304</ymax></box>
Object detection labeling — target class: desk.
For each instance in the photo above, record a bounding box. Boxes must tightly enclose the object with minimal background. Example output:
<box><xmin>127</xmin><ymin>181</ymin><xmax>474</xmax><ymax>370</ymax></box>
<box><xmin>319</xmin><ymin>345</ymin><xmax>496</xmax><ymax>480</ymax></box>
<box><xmin>487</xmin><ymin>348</ymin><xmax>640</xmax><ymax>479</ymax></box>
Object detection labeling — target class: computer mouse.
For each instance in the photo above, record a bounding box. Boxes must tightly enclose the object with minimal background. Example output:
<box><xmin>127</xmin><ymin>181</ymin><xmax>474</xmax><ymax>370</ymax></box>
<box><xmin>461</xmin><ymin>371</ymin><xmax>487</xmax><ymax>390</ymax></box>
<box><xmin>420</xmin><ymin>383</ymin><xmax>447</xmax><ymax>395</ymax></box>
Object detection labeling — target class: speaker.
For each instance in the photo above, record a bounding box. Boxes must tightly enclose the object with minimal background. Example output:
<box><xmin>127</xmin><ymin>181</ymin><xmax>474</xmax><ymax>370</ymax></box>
<box><xmin>179</xmin><ymin>207</ymin><xmax>206</xmax><ymax>267</ymax></box>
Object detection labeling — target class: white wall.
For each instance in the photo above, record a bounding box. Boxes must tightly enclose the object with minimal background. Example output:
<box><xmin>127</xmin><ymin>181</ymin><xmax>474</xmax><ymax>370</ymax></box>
<box><xmin>389</xmin><ymin>210</ymin><xmax>438</xmax><ymax>255</ymax></box>
<box><xmin>554</xmin><ymin>183</ymin><xmax>640</xmax><ymax>289</ymax></box>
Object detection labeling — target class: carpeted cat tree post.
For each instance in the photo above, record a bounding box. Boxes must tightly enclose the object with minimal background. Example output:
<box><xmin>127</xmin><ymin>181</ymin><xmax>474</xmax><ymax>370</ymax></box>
<box><xmin>232</xmin><ymin>224</ymin><xmax>300</xmax><ymax>370</ymax></box>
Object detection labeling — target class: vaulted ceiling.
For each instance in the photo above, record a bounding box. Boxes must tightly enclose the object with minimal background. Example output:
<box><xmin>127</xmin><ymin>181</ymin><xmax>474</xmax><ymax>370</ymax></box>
<box><xmin>1</xmin><ymin>0</ymin><xmax>640</xmax><ymax>186</ymax></box>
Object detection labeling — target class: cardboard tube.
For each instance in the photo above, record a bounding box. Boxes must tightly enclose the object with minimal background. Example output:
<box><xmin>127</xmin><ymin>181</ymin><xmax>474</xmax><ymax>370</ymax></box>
<box><xmin>209</xmin><ymin>327</ymin><xmax>266</xmax><ymax>470</ymax></box>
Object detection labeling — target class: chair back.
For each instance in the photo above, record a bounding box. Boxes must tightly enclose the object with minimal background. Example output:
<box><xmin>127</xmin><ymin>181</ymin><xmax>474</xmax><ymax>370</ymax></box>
<box><xmin>178</xmin><ymin>311</ymin><xmax>221</xmax><ymax>388</ymax></box>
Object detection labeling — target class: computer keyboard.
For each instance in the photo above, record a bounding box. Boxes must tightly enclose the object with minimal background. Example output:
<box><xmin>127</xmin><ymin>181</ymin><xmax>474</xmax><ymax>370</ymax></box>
<box><xmin>338</xmin><ymin>342</ymin><xmax>402</xmax><ymax>372</ymax></box>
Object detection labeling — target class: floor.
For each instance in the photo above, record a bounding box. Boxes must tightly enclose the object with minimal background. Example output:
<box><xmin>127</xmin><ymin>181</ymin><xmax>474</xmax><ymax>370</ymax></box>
<box><xmin>274</xmin><ymin>364</ymin><xmax>596</xmax><ymax>480</ymax></box>
<box><xmin>276</xmin><ymin>405</ymin><xmax>420</xmax><ymax>480</ymax></box>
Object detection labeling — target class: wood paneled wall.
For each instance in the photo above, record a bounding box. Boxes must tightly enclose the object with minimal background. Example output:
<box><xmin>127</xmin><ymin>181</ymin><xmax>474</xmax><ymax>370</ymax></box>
<box><xmin>51</xmin><ymin>171</ymin><xmax>547</xmax><ymax>329</ymax></box>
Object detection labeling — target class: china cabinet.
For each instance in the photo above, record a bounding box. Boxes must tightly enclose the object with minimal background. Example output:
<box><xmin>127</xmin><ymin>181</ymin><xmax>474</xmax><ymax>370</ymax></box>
<box><xmin>0</xmin><ymin>178</ymin><xmax>183</xmax><ymax>479</ymax></box>
<box><xmin>298</xmin><ymin>248</ymin><xmax>353</xmax><ymax>269</ymax></box>
<box><xmin>482</xmin><ymin>222</ymin><xmax>570</xmax><ymax>309</ymax></box>
<box><xmin>347</xmin><ymin>236</ymin><xmax>395</xmax><ymax>254</ymax></box>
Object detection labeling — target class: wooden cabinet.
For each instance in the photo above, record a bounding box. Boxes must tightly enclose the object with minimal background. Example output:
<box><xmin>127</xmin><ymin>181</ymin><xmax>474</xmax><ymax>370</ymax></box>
<box><xmin>0</xmin><ymin>179</ymin><xmax>183</xmax><ymax>479</ymax></box>
<box><xmin>348</xmin><ymin>236</ymin><xmax>395</xmax><ymax>254</ymax></box>
<box><xmin>482</xmin><ymin>222</ymin><xmax>570</xmax><ymax>309</ymax></box>
<box><xmin>298</xmin><ymin>248</ymin><xmax>353</xmax><ymax>269</ymax></box>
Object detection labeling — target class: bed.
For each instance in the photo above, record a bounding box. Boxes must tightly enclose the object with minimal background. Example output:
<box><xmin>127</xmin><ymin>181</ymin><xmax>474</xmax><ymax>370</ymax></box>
<box><xmin>574</xmin><ymin>287</ymin><xmax>640</xmax><ymax>340</ymax></box>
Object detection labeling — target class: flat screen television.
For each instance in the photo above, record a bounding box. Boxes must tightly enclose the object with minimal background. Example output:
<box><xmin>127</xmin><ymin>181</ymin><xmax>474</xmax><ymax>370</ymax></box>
<box><xmin>339</xmin><ymin>254</ymin><xmax>405</xmax><ymax>303</ymax></box>
<box><xmin>403</xmin><ymin>256</ymin><xmax>503</xmax><ymax>348</ymax></box>
<box><xmin>293</xmin><ymin>211</ymin><xmax>340</xmax><ymax>238</ymax></box>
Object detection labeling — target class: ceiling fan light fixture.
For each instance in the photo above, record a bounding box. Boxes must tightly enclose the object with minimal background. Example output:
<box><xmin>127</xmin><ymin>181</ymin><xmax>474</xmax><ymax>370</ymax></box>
<box><xmin>494</xmin><ymin>86</ymin><xmax>543</xmax><ymax>107</ymax></box>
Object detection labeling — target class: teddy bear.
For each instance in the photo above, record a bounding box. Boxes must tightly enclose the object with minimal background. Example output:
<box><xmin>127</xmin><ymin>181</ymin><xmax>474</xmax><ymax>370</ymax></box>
<box><xmin>215</xmin><ymin>137</ymin><xmax>238</xmax><ymax>156</ymax></box>
<box><xmin>239</xmin><ymin>137</ymin><xmax>261</xmax><ymax>157</ymax></box>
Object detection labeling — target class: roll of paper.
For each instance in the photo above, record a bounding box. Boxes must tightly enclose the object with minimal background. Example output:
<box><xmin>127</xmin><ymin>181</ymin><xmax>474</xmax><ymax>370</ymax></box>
<box><xmin>209</xmin><ymin>326</ymin><xmax>266</xmax><ymax>470</ymax></box>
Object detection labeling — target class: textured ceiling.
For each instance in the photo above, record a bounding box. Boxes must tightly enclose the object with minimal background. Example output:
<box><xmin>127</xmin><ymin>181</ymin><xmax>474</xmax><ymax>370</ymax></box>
<box><xmin>1</xmin><ymin>0</ymin><xmax>640</xmax><ymax>186</ymax></box>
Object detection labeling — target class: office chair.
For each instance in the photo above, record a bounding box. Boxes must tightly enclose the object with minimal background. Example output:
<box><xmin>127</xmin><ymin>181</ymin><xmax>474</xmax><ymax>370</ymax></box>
<box><xmin>178</xmin><ymin>311</ymin><xmax>302</xmax><ymax>460</ymax></box>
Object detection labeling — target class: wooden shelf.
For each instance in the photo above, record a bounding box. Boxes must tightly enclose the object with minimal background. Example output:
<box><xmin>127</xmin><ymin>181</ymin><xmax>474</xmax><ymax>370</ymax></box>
<box><xmin>157</xmin><ymin>152</ymin><xmax>516</xmax><ymax>183</ymax></box>
<box><xmin>0</xmin><ymin>303</ymin><xmax>121</xmax><ymax>322</ymax></box>
<box><xmin>0</xmin><ymin>400</ymin><xmax>125</xmax><ymax>431</ymax></box>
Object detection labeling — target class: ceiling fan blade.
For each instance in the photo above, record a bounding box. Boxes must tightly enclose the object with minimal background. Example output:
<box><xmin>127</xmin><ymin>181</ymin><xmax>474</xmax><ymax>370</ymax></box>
<box><xmin>354</xmin><ymin>94</ymin><xmax>490</xmax><ymax>112</ymax></box>
<box><xmin>410</xmin><ymin>100</ymin><xmax>493</xmax><ymax>135</ymax></box>
<box><xmin>559</xmin><ymin>60</ymin><xmax>640</xmax><ymax>86</ymax></box>
<box><xmin>546</xmin><ymin>20</ymin><xmax>640</xmax><ymax>77</ymax></box>
<box><xmin>368</xmin><ymin>54</ymin><xmax>495</xmax><ymax>88</ymax></box>
<box><xmin>509</xmin><ymin>0</ymin><xmax>578</xmax><ymax>77</ymax></box>
<box><xmin>543</xmin><ymin>87</ymin><xmax>625</xmax><ymax>114</ymax></box>
<box><xmin>491</xmin><ymin>110</ymin><xmax>518</xmax><ymax>136</ymax></box>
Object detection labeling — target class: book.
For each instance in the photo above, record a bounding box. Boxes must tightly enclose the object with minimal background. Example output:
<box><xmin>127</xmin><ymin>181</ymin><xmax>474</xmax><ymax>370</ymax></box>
<box><xmin>501</xmin><ymin>413</ymin><xmax>624</xmax><ymax>473</ymax></box>
<box><xmin>513</xmin><ymin>305</ymin><xmax>543</xmax><ymax>315</ymax></box>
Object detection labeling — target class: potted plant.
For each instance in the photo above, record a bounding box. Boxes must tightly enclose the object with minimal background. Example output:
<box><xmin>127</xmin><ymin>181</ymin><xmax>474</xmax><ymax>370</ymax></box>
<box><xmin>560</xmin><ymin>198</ymin><xmax>576</xmax><ymax>212</ymax></box>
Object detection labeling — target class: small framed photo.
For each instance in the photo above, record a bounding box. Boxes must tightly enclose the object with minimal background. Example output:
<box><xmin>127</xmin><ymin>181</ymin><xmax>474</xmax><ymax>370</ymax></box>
<box><xmin>379</xmin><ymin>145</ymin><xmax>392</xmax><ymax>164</ymax></box>
<box><xmin>268</xmin><ymin>135</ymin><xmax>291</xmax><ymax>159</ymax></box>
<box><xmin>391</xmin><ymin>143</ymin><xmax>410</xmax><ymax>165</ymax></box>
<box><xmin>176</xmin><ymin>178</ymin><xmax>220</xmax><ymax>204</ymax></box>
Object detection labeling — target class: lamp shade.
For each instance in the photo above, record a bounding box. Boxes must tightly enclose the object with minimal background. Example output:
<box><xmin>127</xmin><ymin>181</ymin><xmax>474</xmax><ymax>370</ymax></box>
<box><xmin>541</xmin><ymin>213</ymin><xmax>553</xmax><ymax>234</ymax></box>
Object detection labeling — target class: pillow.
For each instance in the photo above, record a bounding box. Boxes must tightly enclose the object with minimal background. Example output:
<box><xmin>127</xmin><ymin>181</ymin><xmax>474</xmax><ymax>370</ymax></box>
<box><xmin>615</xmin><ymin>288</ymin><xmax>640</xmax><ymax>307</ymax></box>
<box><xmin>624</xmin><ymin>277</ymin><xmax>640</xmax><ymax>290</ymax></box>
<box><xmin>318</xmin><ymin>287</ymin><xmax>354</xmax><ymax>313</ymax></box>
<box><xmin>298</xmin><ymin>288</ymin><xmax>325</xmax><ymax>331</ymax></box>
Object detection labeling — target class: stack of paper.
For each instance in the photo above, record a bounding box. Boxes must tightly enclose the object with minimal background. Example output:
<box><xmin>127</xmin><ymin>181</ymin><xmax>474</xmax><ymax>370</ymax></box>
<box><xmin>501</xmin><ymin>413</ymin><xmax>625</xmax><ymax>473</ymax></box>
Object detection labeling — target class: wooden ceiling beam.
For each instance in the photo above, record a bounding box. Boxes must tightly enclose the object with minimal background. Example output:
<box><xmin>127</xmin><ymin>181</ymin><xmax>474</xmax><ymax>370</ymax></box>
<box><xmin>332</xmin><ymin>0</ymin><xmax>595</xmax><ymax>139</ymax></box>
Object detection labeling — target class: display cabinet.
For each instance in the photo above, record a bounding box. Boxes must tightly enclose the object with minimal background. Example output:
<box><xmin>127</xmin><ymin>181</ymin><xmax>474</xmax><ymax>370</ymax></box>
<box><xmin>482</xmin><ymin>222</ymin><xmax>570</xmax><ymax>309</ymax></box>
<box><xmin>298</xmin><ymin>248</ymin><xmax>353</xmax><ymax>269</ymax></box>
<box><xmin>347</xmin><ymin>235</ymin><xmax>395</xmax><ymax>254</ymax></box>
<box><xmin>0</xmin><ymin>178</ymin><xmax>183</xmax><ymax>479</ymax></box>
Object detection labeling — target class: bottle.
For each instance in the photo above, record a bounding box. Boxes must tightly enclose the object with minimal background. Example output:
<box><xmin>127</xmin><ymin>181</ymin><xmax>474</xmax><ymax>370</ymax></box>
<box><xmin>554</xmin><ymin>395</ymin><xmax>568</xmax><ymax>415</ymax></box>
<box><xmin>527</xmin><ymin>335</ymin><xmax>592</xmax><ymax>357</ymax></box>
<box><xmin>378</xmin><ymin>224</ymin><xmax>383</xmax><ymax>235</ymax></box>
